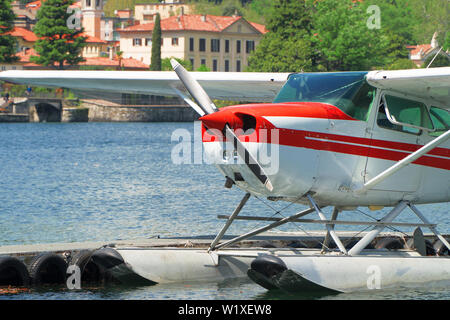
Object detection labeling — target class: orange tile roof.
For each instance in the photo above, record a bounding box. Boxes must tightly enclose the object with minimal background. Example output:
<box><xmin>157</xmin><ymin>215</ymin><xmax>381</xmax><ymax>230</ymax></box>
<box><xmin>16</xmin><ymin>49</ymin><xmax>148</xmax><ymax>69</ymax></box>
<box><xmin>26</xmin><ymin>0</ymin><xmax>81</xmax><ymax>10</ymax></box>
<box><xmin>7</xmin><ymin>28</ymin><xmax>106</xmax><ymax>44</ymax></box>
<box><xmin>16</xmin><ymin>48</ymin><xmax>40</xmax><ymax>67</ymax></box>
<box><xmin>82</xmin><ymin>33</ymin><xmax>108</xmax><ymax>44</ymax></box>
<box><xmin>406</xmin><ymin>44</ymin><xmax>433</xmax><ymax>56</ymax></box>
<box><xmin>80</xmin><ymin>57</ymin><xmax>149</xmax><ymax>69</ymax></box>
<box><xmin>6</xmin><ymin>27</ymin><xmax>38</xmax><ymax>42</ymax></box>
<box><xmin>120</xmin><ymin>14</ymin><xmax>267</xmax><ymax>34</ymax></box>
<box><xmin>249</xmin><ymin>22</ymin><xmax>268</xmax><ymax>34</ymax></box>
<box><xmin>25</xmin><ymin>0</ymin><xmax>41</xmax><ymax>9</ymax></box>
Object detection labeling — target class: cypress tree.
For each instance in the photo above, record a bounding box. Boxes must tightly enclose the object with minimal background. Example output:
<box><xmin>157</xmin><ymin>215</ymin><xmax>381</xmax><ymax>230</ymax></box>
<box><xmin>0</xmin><ymin>0</ymin><xmax>18</xmax><ymax>63</ymax></box>
<box><xmin>31</xmin><ymin>0</ymin><xmax>87</xmax><ymax>69</ymax></box>
<box><xmin>150</xmin><ymin>13</ymin><xmax>162</xmax><ymax>71</ymax></box>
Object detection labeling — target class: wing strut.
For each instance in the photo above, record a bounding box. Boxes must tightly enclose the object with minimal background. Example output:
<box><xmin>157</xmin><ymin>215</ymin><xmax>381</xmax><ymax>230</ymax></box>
<box><xmin>355</xmin><ymin>130</ymin><xmax>450</xmax><ymax>194</ymax></box>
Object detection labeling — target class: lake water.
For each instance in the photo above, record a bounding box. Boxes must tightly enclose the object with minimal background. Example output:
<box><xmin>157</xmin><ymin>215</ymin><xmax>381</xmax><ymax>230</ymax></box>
<box><xmin>0</xmin><ymin>122</ymin><xmax>448</xmax><ymax>300</ymax></box>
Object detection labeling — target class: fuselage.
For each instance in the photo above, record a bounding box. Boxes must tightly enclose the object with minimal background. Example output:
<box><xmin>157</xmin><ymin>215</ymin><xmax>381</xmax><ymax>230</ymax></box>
<box><xmin>201</xmin><ymin>72</ymin><xmax>450</xmax><ymax>207</ymax></box>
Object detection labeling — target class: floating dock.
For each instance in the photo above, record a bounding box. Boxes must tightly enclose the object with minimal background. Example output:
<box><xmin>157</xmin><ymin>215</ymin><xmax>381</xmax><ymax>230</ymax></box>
<box><xmin>0</xmin><ymin>231</ymin><xmax>448</xmax><ymax>290</ymax></box>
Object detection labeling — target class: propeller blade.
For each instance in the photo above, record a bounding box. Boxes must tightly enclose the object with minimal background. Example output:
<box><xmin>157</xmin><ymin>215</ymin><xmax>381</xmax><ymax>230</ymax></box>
<box><xmin>170</xmin><ymin>59</ymin><xmax>217</xmax><ymax>115</ymax></box>
<box><xmin>225</xmin><ymin>125</ymin><xmax>273</xmax><ymax>192</ymax></box>
<box><xmin>171</xmin><ymin>87</ymin><xmax>206</xmax><ymax>116</ymax></box>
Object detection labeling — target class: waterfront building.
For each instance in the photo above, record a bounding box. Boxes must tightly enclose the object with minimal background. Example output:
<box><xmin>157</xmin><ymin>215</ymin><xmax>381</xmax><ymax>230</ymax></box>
<box><xmin>118</xmin><ymin>13</ymin><xmax>267</xmax><ymax>71</ymax></box>
<box><xmin>134</xmin><ymin>1</ymin><xmax>191</xmax><ymax>23</ymax></box>
<box><xmin>4</xmin><ymin>27</ymin><xmax>38</xmax><ymax>54</ymax></box>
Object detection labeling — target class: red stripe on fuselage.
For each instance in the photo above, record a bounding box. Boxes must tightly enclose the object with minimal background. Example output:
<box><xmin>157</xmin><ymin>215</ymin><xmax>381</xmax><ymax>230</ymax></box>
<box><xmin>276</xmin><ymin>128</ymin><xmax>450</xmax><ymax>170</ymax></box>
<box><xmin>201</xmin><ymin>102</ymin><xmax>449</xmax><ymax>171</ymax></box>
<box><xmin>202</xmin><ymin>124</ymin><xmax>450</xmax><ymax>171</ymax></box>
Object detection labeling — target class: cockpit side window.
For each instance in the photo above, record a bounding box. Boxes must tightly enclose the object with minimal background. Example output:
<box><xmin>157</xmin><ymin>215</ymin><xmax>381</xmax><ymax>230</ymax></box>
<box><xmin>429</xmin><ymin>106</ymin><xmax>450</xmax><ymax>137</ymax></box>
<box><xmin>377</xmin><ymin>100</ymin><xmax>413</xmax><ymax>133</ymax></box>
<box><xmin>377</xmin><ymin>94</ymin><xmax>435</xmax><ymax>135</ymax></box>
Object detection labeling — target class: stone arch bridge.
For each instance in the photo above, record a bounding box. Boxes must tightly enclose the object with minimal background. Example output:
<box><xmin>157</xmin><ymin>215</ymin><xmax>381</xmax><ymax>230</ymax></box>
<box><xmin>11</xmin><ymin>98</ymin><xmax>63</xmax><ymax>122</ymax></box>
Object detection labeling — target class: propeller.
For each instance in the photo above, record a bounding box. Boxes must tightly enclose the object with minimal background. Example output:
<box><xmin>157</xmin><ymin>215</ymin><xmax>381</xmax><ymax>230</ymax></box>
<box><xmin>170</xmin><ymin>59</ymin><xmax>273</xmax><ymax>192</ymax></box>
<box><xmin>171</xmin><ymin>59</ymin><xmax>217</xmax><ymax>115</ymax></box>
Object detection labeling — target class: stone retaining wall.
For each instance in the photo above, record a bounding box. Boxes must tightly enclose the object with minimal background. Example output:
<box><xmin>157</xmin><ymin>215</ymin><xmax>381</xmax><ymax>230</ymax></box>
<box><xmin>61</xmin><ymin>107</ymin><xmax>89</xmax><ymax>122</ymax></box>
<box><xmin>83</xmin><ymin>102</ymin><xmax>199</xmax><ymax>122</ymax></box>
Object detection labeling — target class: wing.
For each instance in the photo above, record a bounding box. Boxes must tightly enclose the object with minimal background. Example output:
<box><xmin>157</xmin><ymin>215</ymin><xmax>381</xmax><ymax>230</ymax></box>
<box><xmin>366</xmin><ymin>67</ymin><xmax>450</xmax><ymax>108</ymax></box>
<box><xmin>0</xmin><ymin>70</ymin><xmax>290</xmax><ymax>102</ymax></box>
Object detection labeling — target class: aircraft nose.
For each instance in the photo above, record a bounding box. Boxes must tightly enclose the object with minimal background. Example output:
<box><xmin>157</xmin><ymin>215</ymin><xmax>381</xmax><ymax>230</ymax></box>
<box><xmin>200</xmin><ymin>110</ymin><xmax>243</xmax><ymax>132</ymax></box>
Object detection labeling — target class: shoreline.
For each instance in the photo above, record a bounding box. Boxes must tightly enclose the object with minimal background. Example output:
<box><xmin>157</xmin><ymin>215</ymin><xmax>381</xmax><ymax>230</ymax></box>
<box><xmin>0</xmin><ymin>98</ymin><xmax>199</xmax><ymax>123</ymax></box>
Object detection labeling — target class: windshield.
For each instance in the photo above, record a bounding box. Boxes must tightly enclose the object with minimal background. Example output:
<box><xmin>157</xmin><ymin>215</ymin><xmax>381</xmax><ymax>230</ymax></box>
<box><xmin>273</xmin><ymin>72</ymin><xmax>376</xmax><ymax>121</ymax></box>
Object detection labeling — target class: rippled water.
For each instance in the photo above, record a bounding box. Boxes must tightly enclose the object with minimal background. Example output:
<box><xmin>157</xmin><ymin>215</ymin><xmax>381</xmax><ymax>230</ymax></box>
<box><xmin>0</xmin><ymin>122</ymin><xmax>448</xmax><ymax>300</ymax></box>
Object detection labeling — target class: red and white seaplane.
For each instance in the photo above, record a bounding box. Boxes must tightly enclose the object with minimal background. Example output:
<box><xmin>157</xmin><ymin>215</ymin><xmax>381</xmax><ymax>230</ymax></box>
<box><xmin>0</xmin><ymin>64</ymin><xmax>448</xmax><ymax>294</ymax></box>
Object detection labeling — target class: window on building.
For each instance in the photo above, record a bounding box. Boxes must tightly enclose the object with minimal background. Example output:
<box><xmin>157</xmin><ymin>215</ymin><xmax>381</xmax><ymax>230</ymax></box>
<box><xmin>224</xmin><ymin>60</ymin><xmax>229</xmax><ymax>72</ymax></box>
<box><xmin>211</xmin><ymin>39</ymin><xmax>220</xmax><ymax>52</ymax></box>
<box><xmin>199</xmin><ymin>38</ymin><xmax>206</xmax><ymax>52</ymax></box>
<box><xmin>190</xmin><ymin>58</ymin><xmax>194</xmax><ymax>69</ymax></box>
<box><xmin>133</xmin><ymin>38</ymin><xmax>142</xmax><ymax>46</ymax></box>
<box><xmin>201</xmin><ymin>58</ymin><xmax>206</xmax><ymax>66</ymax></box>
<box><xmin>236</xmin><ymin>60</ymin><xmax>241</xmax><ymax>72</ymax></box>
<box><xmin>143</xmin><ymin>14</ymin><xmax>153</xmax><ymax>21</ymax></box>
<box><xmin>86</xmin><ymin>0</ymin><xmax>91</xmax><ymax>7</ymax></box>
<box><xmin>172</xmin><ymin>37</ymin><xmax>179</xmax><ymax>46</ymax></box>
<box><xmin>95</xmin><ymin>0</ymin><xmax>99</xmax><ymax>7</ymax></box>
<box><xmin>189</xmin><ymin>37</ymin><xmax>194</xmax><ymax>52</ymax></box>
<box><xmin>145</xmin><ymin>38</ymin><xmax>152</xmax><ymax>46</ymax></box>
<box><xmin>225</xmin><ymin>40</ymin><xmax>229</xmax><ymax>53</ymax></box>
<box><xmin>236</xmin><ymin>40</ymin><xmax>241</xmax><ymax>54</ymax></box>
<box><xmin>212</xmin><ymin>59</ymin><xmax>218</xmax><ymax>71</ymax></box>
<box><xmin>246</xmin><ymin>40</ymin><xmax>255</xmax><ymax>54</ymax></box>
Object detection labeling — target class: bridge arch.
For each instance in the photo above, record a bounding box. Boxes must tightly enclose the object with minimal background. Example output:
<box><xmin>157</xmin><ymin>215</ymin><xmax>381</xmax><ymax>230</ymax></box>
<box><xmin>30</xmin><ymin>102</ymin><xmax>62</xmax><ymax>122</ymax></box>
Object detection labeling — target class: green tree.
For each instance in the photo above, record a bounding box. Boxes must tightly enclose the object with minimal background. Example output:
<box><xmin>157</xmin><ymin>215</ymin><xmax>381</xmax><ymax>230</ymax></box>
<box><xmin>162</xmin><ymin>57</ymin><xmax>192</xmax><ymax>71</ymax></box>
<box><xmin>422</xmin><ymin>54</ymin><xmax>450</xmax><ymax>68</ymax></box>
<box><xmin>370</xmin><ymin>0</ymin><xmax>417</xmax><ymax>43</ymax></box>
<box><xmin>311</xmin><ymin>0</ymin><xmax>390</xmax><ymax>71</ymax></box>
<box><xmin>247</xmin><ymin>0</ymin><xmax>315</xmax><ymax>72</ymax></box>
<box><xmin>116</xmin><ymin>50</ymin><xmax>123</xmax><ymax>70</ymax></box>
<box><xmin>367</xmin><ymin>0</ymin><xmax>418</xmax><ymax>67</ymax></box>
<box><xmin>150</xmin><ymin>13</ymin><xmax>162</xmax><ymax>71</ymax></box>
<box><xmin>247</xmin><ymin>34</ymin><xmax>313</xmax><ymax>72</ymax></box>
<box><xmin>196</xmin><ymin>64</ymin><xmax>210</xmax><ymax>72</ymax></box>
<box><xmin>444</xmin><ymin>32</ymin><xmax>450</xmax><ymax>51</ymax></box>
<box><xmin>386</xmin><ymin>58</ymin><xmax>418</xmax><ymax>70</ymax></box>
<box><xmin>409</xmin><ymin>0</ymin><xmax>449</xmax><ymax>45</ymax></box>
<box><xmin>0</xmin><ymin>0</ymin><xmax>18</xmax><ymax>63</ymax></box>
<box><xmin>31</xmin><ymin>0</ymin><xmax>86</xmax><ymax>69</ymax></box>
